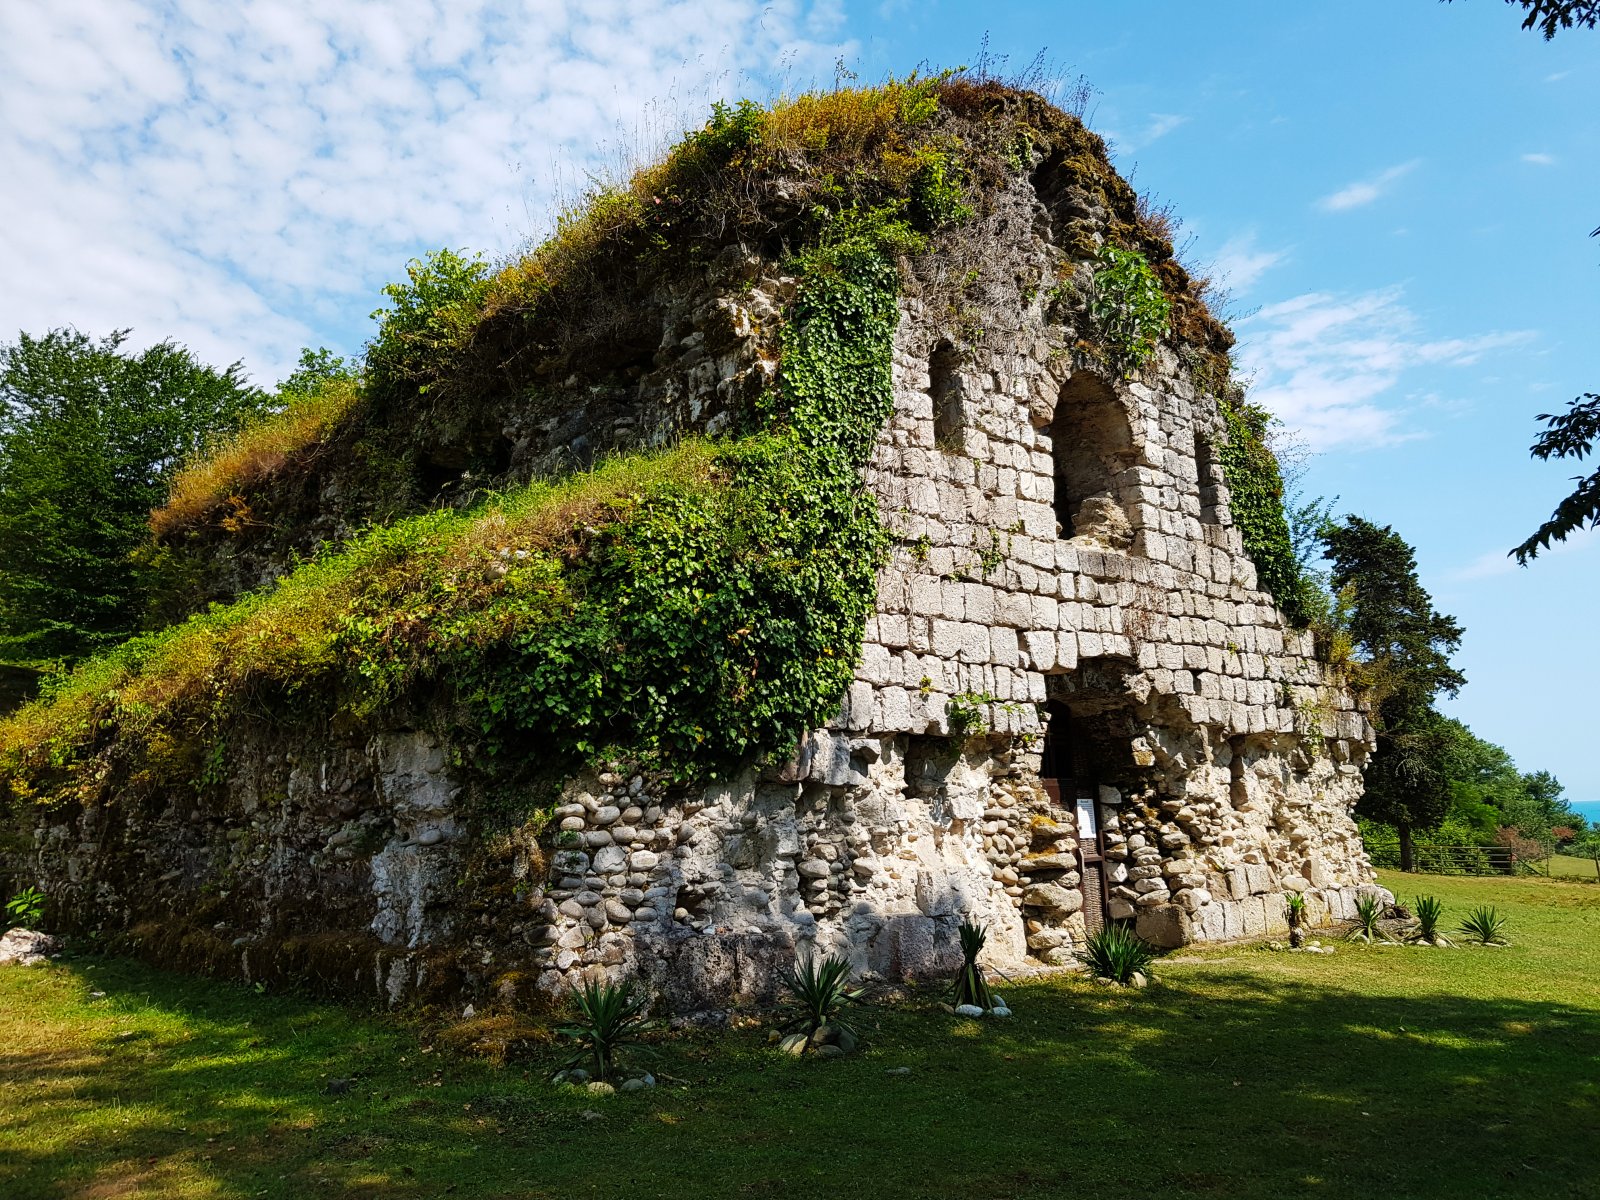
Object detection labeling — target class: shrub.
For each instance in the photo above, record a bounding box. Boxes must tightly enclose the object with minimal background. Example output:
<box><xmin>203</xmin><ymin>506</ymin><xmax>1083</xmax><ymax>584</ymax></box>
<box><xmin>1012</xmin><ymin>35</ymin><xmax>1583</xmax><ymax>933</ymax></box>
<box><xmin>556</xmin><ymin>978</ymin><xmax>653</xmax><ymax>1083</ymax></box>
<box><xmin>1457</xmin><ymin>905</ymin><xmax>1509</xmax><ymax>946</ymax></box>
<box><xmin>5</xmin><ymin>885</ymin><xmax>45</xmax><ymax>928</ymax></box>
<box><xmin>779</xmin><ymin>954</ymin><xmax>865</xmax><ymax>1055</ymax></box>
<box><xmin>1076</xmin><ymin>924</ymin><xmax>1158</xmax><ymax>985</ymax></box>
<box><xmin>952</xmin><ymin>921</ymin><xmax>996</xmax><ymax>1010</ymax></box>
<box><xmin>1346</xmin><ymin>893</ymin><xmax>1392</xmax><ymax>944</ymax></box>
<box><xmin>366</xmin><ymin>248</ymin><xmax>493</xmax><ymax>390</ymax></box>
<box><xmin>1410</xmin><ymin>894</ymin><xmax>1452</xmax><ymax>946</ymax></box>
<box><xmin>1086</xmin><ymin>245</ymin><xmax>1171</xmax><ymax>375</ymax></box>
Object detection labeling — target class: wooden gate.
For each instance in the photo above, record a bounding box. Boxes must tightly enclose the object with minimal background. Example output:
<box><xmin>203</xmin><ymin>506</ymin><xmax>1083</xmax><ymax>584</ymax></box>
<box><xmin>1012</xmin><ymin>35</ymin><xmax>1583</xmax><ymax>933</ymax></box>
<box><xmin>1040</xmin><ymin>704</ymin><xmax>1111</xmax><ymax>932</ymax></box>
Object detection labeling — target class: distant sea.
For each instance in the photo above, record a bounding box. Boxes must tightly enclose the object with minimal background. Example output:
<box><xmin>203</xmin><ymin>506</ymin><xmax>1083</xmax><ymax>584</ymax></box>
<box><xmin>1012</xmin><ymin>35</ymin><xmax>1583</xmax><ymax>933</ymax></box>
<box><xmin>1568</xmin><ymin>799</ymin><xmax>1600</xmax><ymax>827</ymax></box>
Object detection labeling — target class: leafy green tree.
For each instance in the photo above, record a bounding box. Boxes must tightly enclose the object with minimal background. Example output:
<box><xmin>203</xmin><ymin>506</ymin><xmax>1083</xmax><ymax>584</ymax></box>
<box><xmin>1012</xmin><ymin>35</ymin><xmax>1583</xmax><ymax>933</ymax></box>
<box><xmin>1447</xmin><ymin>0</ymin><xmax>1599</xmax><ymax>38</ymax></box>
<box><xmin>1440</xmin><ymin>2</ymin><xmax>1598</xmax><ymax>557</ymax></box>
<box><xmin>0</xmin><ymin>329</ymin><xmax>267</xmax><ymax>662</ymax></box>
<box><xmin>1323</xmin><ymin>516</ymin><xmax>1466</xmax><ymax>870</ymax></box>
<box><xmin>1435</xmin><ymin>717</ymin><xmax>1519</xmax><ymax>838</ymax></box>
<box><xmin>1513</xmin><ymin>393</ymin><xmax>1600</xmax><ymax>562</ymax></box>
<box><xmin>1500</xmin><ymin>768</ymin><xmax>1577</xmax><ymax>838</ymax></box>
<box><xmin>1443</xmin><ymin>1</ymin><xmax>1600</xmax><ymax>559</ymax></box>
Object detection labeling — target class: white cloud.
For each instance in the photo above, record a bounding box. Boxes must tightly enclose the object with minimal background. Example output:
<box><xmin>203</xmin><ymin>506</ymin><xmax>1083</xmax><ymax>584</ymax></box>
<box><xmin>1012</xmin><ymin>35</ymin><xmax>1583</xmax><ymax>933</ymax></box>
<box><xmin>1103</xmin><ymin>112</ymin><xmax>1189</xmax><ymax>153</ymax></box>
<box><xmin>1143</xmin><ymin>113</ymin><xmax>1189</xmax><ymax>142</ymax></box>
<box><xmin>1316</xmin><ymin>160</ymin><xmax>1420</xmax><ymax>212</ymax></box>
<box><xmin>1234</xmin><ymin>287</ymin><xmax>1533</xmax><ymax>451</ymax></box>
<box><xmin>1450</xmin><ymin>526</ymin><xmax>1597</xmax><ymax>582</ymax></box>
<box><xmin>0</xmin><ymin>0</ymin><xmax>849</xmax><ymax>385</ymax></box>
<box><xmin>1522</xmin><ymin>152</ymin><xmax>1557</xmax><ymax>166</ymax></box>
<box><xmin>1208</xmin><ymin>231</ymin><xmax>1286</xmax><ymax>294</ymax></box>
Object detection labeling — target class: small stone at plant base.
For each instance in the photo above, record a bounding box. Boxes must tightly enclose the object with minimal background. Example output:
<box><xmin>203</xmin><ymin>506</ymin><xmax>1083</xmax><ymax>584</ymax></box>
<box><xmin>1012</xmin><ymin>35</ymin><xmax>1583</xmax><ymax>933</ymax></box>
<box><xmin>585</xmin><ymin>1080</ymin><xmax>615</xmax><ymax>1096</ymax></box>
<box><xmin>815</xmin><ymin>1044</ymin><xmax>846</xmax><ymax>1059</ymax></box>
<box><xmin>989</xmin><ymin>1005</ymin><xmax>1013</xmax><ymax>1018</ymax></box>
<box><xmin>954</xmin><ymin>1003</ymin><xmax>985</xmax><ymax>1018</ymax></box>
<box><xmin>620</xmin><ymin>1078</ymin><xmax>648</xmax><ymax>1092</ymax></box>
<box><xmin>1127</xmin><ymin>971</ymin><xmax>1149</xmax><ymax>989</ymax></box>
<box><xmin>564</xmin><ymin>1068</ymin><xmax>590</xmax><ymax>1085</ymax></box>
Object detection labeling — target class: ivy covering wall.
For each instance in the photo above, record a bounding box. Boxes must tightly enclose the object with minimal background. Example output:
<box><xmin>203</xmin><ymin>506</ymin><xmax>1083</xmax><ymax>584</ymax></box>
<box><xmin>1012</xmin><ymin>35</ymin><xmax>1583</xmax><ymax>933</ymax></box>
<box><xmin>1217</xmin><ymin>398</ymin><xmax>1310</xmax><ymax>625</ymax></box>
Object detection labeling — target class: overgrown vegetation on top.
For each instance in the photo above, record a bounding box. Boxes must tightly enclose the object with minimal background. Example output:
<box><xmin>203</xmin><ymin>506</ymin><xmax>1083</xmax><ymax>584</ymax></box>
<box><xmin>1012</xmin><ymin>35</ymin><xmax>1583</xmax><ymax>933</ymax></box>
<box><xmin>1085</xmin><ymin>244</ymin><xmax>1171</xmax><ymax>376</ymax></box>
<box><xmin>150</xmin><ymin>349</ymin><xmax>362</xmax><ymax>541</ymax></box>
<box><xmin>0</xmin><ymin>108</ymin><xmax>933</xmax><ymax>805</ymax></box>
<box><xmin>2</xmin><ymin>73</ymin><xmax>1290</xmax><ymax>812</ymax></box>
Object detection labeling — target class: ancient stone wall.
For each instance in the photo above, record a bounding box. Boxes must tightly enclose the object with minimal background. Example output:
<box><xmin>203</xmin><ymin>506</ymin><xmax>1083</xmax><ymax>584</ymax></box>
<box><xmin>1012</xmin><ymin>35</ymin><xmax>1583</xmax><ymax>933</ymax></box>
<box><xmin>14</xmin><ymin>117</ymin><xmax>1381</xmax><ymax>1011</ymax></box>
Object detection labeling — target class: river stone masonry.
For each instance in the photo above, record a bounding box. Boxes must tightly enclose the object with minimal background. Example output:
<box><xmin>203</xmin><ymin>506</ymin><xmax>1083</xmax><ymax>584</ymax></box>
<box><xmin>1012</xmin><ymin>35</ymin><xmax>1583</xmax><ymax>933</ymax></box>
<box><xmin>15</xmin><ymin>100</ymin><xmax>1382</xmax><ymax>1011</ymax></box>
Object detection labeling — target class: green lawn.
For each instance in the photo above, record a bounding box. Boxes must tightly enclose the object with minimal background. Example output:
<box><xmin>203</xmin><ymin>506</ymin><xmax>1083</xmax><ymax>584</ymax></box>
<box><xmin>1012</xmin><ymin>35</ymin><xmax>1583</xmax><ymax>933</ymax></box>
<box><xmin>3</xmin><ymin>871</ymin><xmax>1597</xmax><ymax>1200</ymax></box>
<box><xmin>1547</xmin><ymin>853</ymin><xmax>1600</xmax><ymax>881</ymax></box>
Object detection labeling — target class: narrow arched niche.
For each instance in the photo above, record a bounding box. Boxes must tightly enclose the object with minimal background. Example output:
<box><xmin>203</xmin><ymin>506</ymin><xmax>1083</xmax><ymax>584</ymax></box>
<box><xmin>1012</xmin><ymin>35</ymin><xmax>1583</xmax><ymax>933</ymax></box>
<box><xmin>1194</xmin><ymin>429</ymin><xmax>1222</xmax><ymax>524</ymax></box>
<box><xmin>1049</xmin><ymin>372</ymin><xmax>1136</xmax><ymax>546</ymax></box>
<box><xmin>929</xmin><ymin>341</ymin><xmax>964</xmax><ymax>450</ymax></box>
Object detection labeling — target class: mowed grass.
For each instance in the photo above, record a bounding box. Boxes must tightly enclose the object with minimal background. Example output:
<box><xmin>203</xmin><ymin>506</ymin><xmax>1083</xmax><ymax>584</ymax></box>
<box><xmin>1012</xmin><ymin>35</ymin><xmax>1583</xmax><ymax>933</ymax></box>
<box><xmin>2</xmin><ymin>871</ymin><xmax>1597</xmax><ymax>1200</ymax></box>
<box><xmin>1546</xmin><ymin>853</ymin><xmax>1600</xmax><ymax>881</ymax></box>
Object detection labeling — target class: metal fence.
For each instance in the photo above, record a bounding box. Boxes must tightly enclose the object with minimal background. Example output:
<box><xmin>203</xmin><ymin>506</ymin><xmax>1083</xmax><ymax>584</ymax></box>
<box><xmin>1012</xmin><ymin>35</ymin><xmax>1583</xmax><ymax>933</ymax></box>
<box><xmin>1365</xmin><ymin>839</ymin><xmax>1554</xmax><ymax>876</ymax></box>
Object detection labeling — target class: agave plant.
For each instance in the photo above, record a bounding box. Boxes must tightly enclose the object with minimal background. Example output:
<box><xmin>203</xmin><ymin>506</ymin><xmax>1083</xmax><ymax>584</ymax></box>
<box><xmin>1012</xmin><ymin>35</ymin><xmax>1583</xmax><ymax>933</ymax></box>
<box><xmin>1284</xmin><ymin>893</ymin><xmax>1307</xmax><ymax>949</ymax></box>
<box><xmin>1410</xmin><ymin>894</ymin><xmax>1452</xmax><ymax>946</ymax></box>
<box><xmin>779</xmin><ymin>953</ymin><xmax>866</xmax><ymax>1056</ymax></box>
<box><xmin>556</xmin><ymin>978</ymin><xmax>653</xmax><ymax>1082</ymax></box>
<box><xmin>1457</xmin><ymin>904</ymin><xmax>1509</xmax><ymax>946</ymax></box>
<box><xmin>952</xmin><ymin>921</ymin><xmax>996</xmax><ymax>1010</ymax></box>
<box><xmin>1346</xmin><ymin>893</ymin><xmax>1392</xmax><ymax>944</ymax></box>
<box><xmin>1075</xmin><ymin>924</ymin><xmax>1158</xmax><ymax>985</ymax></box>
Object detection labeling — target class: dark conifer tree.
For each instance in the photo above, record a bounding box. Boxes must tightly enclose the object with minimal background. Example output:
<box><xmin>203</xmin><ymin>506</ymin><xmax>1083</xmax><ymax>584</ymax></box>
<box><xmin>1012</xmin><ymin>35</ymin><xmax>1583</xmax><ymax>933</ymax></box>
<box><xmin>1322</xmin><ymin>516</ymin><xmax>1465</xmax><ymax>871</ymax></box>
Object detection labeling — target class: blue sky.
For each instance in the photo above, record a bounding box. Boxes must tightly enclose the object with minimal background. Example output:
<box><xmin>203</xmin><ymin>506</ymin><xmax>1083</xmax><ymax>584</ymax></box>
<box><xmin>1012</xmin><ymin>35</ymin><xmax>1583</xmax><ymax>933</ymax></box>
<box><xmin>2</xmin><ymin>2</ymin><xmax>1595</xmax><ymax>798</ymax></box>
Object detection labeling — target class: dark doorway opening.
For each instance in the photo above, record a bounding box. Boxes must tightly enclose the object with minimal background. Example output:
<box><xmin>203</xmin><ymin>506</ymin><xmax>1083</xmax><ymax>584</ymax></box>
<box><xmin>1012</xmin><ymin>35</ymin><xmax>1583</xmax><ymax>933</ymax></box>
<box><xmin>1040</xmin><ymin>703</ymin><xmax>1111</xmax><ymax>934</ymax></box>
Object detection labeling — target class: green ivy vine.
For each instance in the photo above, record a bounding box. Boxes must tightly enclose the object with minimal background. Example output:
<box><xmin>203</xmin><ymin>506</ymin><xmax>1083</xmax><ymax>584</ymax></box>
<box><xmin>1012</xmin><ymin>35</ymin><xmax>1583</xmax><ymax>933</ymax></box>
<box><xmin>1217</xmin><ymin>398</ymin><xmax>1310</xmax><ymax>625</ymax></box>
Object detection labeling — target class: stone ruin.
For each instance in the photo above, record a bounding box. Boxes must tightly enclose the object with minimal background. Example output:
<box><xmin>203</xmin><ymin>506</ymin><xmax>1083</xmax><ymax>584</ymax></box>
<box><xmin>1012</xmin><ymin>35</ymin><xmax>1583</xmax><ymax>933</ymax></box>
<box><xmin>11</xmin><ymin>86</ymin><xmax>1382</xmax><ymax>1010</ymax></box>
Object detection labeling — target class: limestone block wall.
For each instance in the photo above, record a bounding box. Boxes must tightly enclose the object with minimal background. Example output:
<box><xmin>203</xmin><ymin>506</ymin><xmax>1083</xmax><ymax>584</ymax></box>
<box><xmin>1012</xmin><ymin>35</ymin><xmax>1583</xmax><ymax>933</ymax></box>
<box><xmin>15</xmin><ymin>147</ymin><xmax>1382</xmax><ymax>1012</ymax></box>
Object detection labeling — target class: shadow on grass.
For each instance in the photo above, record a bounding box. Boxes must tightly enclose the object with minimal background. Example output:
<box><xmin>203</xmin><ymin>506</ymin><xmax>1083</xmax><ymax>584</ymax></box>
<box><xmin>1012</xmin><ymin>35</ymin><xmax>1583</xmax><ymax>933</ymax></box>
<box><xmin>3</xmin><ymin>955</ymin><xmax>1598</xmax><ymax>1200</ymax></box>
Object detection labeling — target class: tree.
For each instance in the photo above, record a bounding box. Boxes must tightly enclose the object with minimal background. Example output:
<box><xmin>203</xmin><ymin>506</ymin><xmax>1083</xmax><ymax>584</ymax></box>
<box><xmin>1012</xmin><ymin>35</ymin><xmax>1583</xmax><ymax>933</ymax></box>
<box><xmin>1513</xmin><ymin>392</ymin><xmax>1600</xmax><ymax>562</ymax></box>
<box><xmin>1444</xmin><ymin>0</ymin><xmax>1599</xmax><ymax>39</ymax></box>
<box><xmin>1445</xmin><ymin>2</ymin><xmax>1600</xmax><ymax>559</ymax></box>
<box><xmin>1501</xmin><ymin>768</ymin><xmax>1577</xmax><ymax>837</ymax></box>
<box><xmin>1323</xmin><ymin>516</ymin><xmax>1466</xmax><ymax>871</ymax></box>
<box><xmin>0</xmin><ymin>329</ymin><xmax>267</xmax><ymax>662</ymax></box>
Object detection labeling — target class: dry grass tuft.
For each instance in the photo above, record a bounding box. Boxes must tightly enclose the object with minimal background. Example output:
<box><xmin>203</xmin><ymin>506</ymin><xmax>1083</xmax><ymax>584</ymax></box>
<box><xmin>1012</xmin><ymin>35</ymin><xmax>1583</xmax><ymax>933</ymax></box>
<box><xmin>151</xmin><ymin>379</ymin><xmax>361</xmax><ymax>539</ymax></box>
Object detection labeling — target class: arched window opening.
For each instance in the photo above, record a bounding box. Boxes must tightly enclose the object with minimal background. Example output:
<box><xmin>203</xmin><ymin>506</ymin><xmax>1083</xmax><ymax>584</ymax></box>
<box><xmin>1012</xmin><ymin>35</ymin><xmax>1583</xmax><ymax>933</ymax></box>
<box><xmin>1049</xmin><ymin>372</ymin><xmax>1136</xmax><ymax>547</ymax></box>
<box><xmin>929</xmin><ymin>341</ymin><xmax>964</xmax><ymax>449</ymax></box>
